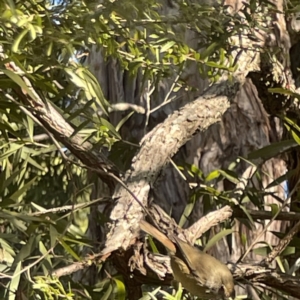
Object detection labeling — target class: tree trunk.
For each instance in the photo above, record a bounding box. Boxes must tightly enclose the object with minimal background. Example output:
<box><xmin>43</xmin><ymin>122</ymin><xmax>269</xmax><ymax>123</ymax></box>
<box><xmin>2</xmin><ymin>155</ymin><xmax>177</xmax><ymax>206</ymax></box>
<box><xmin>85</xmin><ymin>0</ymin><xmax>299</xmax><ymax>298</ymax></box>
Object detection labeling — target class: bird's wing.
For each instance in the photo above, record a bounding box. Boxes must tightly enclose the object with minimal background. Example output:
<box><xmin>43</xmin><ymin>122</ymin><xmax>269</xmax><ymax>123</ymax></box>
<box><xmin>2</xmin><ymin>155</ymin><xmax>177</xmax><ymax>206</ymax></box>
<box><xmin>172</xmin><ymin>236</ymin><xmax>207</xmax><ymax>282</ymax></box>
<box><xmin>172</xmin><ymin>235</ymin><xmax>221</xmax><ymax>293</ymax></box>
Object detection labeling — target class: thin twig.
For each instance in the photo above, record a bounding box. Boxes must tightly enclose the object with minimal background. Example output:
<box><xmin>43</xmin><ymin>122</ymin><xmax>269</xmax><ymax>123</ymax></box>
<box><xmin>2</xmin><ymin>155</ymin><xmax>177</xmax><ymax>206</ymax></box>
<box><xmin>29</xmin><ymin>197</ymin><xmax>110</xmax><ymax>216</ymax></box>
<box><xmin>232</xmin><ymin>208</ymin><xmax>300</xmax><ymax>221</ymax></box>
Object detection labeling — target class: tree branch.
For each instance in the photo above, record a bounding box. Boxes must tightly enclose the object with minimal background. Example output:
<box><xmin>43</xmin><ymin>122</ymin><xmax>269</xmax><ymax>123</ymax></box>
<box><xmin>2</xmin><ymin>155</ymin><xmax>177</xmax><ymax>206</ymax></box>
<box><xmin>187</xmin><ymin>206</ymin><xmax>233</xmax><ymax>244</ymax></box>
<box><xmin>230</xmin><ymin>263</ymin><xmax>300</xmax><ymax>299</ymax></box>
<box><xmin>2</xmin><ymin>56</ymin><xmax>118</xmax><ymax>190</ymax></box>
<box><xmin>102</xmin><ymin>92</ymin><xmax>232</xmax><ymax>255</ymax></box>
<box><xmin>232</xmin><ymin>207</ymin><xmax>300</xmax><ymax>221</ymax></box>
<box><xmin>52</xmin><ymin>251</ymin><xmax>300</xmax><ymax>300</ymax></box>
<box><xmin>100</xmin><ymin>8</ymin><xmax>262</xmax><ymax>255</ymax></box>
<box><xmin>261</xmin><ymin>220</ymin><xmax>300</xmax><ymax>265</ymax></box>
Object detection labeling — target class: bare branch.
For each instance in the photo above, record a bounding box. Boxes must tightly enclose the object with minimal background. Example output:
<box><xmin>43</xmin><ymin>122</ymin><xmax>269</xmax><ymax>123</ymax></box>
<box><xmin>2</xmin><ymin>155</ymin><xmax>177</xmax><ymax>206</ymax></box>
<box><xmin>261</xmin><ymin>220</ymin><xmax>300</xmax><ymax>266</ymax></box>
<box><xmin>230</xmin><ymin>263</ymin><xmax>300</xmax><ymax>299</ymax></box>
<box><xmin>187</xmin><ymin>206</ymin><xmax>233</xmax><ymax>244</ymax></box>
<box><xmin>52</xmin><ymin>262</ymin><xmax>89</xmax><ymax>278</ymax></box>
<box><xmin>233</xmin><ymin>208</ymin><xmax>300</xmax><ymax>221</ymax></box>
<box><xmin>238</xmin><ymin>174</ymin><xmax>300</xmax><ymax>263</ymax></box>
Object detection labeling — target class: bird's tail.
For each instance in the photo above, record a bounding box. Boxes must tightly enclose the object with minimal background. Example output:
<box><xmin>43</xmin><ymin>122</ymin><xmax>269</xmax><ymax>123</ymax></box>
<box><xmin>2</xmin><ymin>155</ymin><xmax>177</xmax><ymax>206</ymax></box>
<box><xmin>139</xmin><ymin>219</ymin><xmax>176</xmax><ymax>253</ymax></box>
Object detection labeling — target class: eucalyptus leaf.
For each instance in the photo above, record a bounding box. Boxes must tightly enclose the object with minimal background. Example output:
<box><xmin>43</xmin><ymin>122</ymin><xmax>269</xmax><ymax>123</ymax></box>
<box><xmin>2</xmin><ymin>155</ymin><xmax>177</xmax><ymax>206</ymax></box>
<box><xmin>8</xmin><ymin>261</ymin><xmax>22</xmax><ymax>300</ymax></box>
<box><xmin>203</xmin><ymin>229</ymin><xmax>233</xmax><ymax>252</ymax></box>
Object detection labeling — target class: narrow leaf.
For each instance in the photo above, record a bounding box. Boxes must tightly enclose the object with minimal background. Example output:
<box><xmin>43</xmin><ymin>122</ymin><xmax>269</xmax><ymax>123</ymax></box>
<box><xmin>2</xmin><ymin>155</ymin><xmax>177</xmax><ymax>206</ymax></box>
<box><xmin>203</xmin><ymin>229</ymin><xmax>233</xmax><ymax>252</ymax></box>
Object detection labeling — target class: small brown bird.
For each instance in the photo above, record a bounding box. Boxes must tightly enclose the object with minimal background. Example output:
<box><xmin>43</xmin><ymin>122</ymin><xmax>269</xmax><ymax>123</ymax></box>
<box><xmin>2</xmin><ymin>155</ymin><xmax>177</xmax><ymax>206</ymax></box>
<box><xmin>140</xmin><ymin>220</ymin><xmax>235</xmax><ymax>299</ymax></box>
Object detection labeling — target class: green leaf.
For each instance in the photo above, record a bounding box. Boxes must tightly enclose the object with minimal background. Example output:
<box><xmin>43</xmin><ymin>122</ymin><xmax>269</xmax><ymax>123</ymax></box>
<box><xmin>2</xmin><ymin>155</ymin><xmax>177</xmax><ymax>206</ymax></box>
<box><xmin>2</xmin><ymin>69</ymin><xmax>39</xmax><ymax>102</ymax></box>
<box><xmin>39</xmin><ymin>241</ymin><xmax>52</xmax><ymax>272</ymax></box>
<box><xmin>13</xmin><ymin>234</ymin><xmax>37</xmax><ymax>266</ymax></box>
<box><xmin>281</xmin><ymin>246</ymin><xmax>295</xmax><ymax>257</ymax></box>
<box><xmin>265</xmin><ymin>203</ymin><xmax>279</xmax><ymax>216</ymax></box>
<box><xmin>265</xmin><ymin>171</ymin><xmax>290</xmax><ymax>189</ymax></box>
<box><xmin>21</xmin><ymin>154</ymin><xmax>45</xmax><ymax>171</ymax></box>
<box><xmin>0</xmin><ymin>168</ymin><xmax>24</xmax><ymax>194</ymax></box>
<box><xmin>12</xmin><ymin>28</ymin><xmax>29</xmax><ymax>52</ymax></box>
<box><xmin>205</xmin><ymin>170</ymin><xmax>220</xmax><ymax>182</ymax></box>
<box><xmin>140</xmin><ymin>287</ymin><xmax>161</xmax><ymax>299</ymax></box>
<box><xmin>66</xmin><ymin>67</ymin><xmax>109</xmax><ymax>116</ymax></box>
<box><xmin>275</xmin><ymin>256</ymin><xmax>285</xmax><ymax>273</ymax></box>
<box><xmin>147</xmin><ymin>236</ymin><xmax>159</xmax><ymax>254</ymax></box>
<box><xmin>253</xmin><ymin>244</ymin><xmax>271</xmax><ymax>256</ymax></box>
<box><xmin>241</xmin><ymin>233</ymin><xmax>247</xmax><ymax>247</ymax></box>
<box><xmin>218</xmin><ymin>169</ymin><xmax>239</xmax><ymax>184</ymax></box>
<box><xmin>116</xmin><ymin>111</ymin><xmax>134</xmax><ymax>132</ymax></box>
<box><xmin>0</xmin><ymin>248</ymin><xmax>14</xmax><ymax>266</ymax></box>
<box><xmin>28</xmin><ymin>23</ymin><xmax>37</xmax><ymax>41</ymax></box>
<box><xmin>291</xmin><ymin>130</ymin><xmax>300</xmax><ymax>145</ymax></box>
<box><xmin>203</xmin><ymin>229</ymin><xmax>233</xmax><ymax>252</ymax></box>
<box><xmin>284</xmin><ymin>117</ymin><xmax>300</xmax><ymax>145</ymax></box>
<box><xmin>8</xmin><ymin>261</ymin><xmax>22</xmax><ymax>300</ymax></box>
<box><xmin>201</xmin><ymin>42</ymin><xmax>218</xmax><ymax>60</ymax></box>
<box><xmin>100</xmin><ymin>281</ymin><xmax>113</xmax><ymax>300</ymax></box>
<box><xmin>99</xmin><ymin>118</ymin><xmax>121</xmax><ymax>139</ymax></box>
<box><xmin>247</xmin><ymin>140</ymin><xmax>298</xmax><ymax>162</ymax></box>
<box><xmin>0</xmin><ymin>143</ymin><xmax>23</xmax><ymax>160</ymax></box>
<box><xmin>179</xmin><ymin>199</ymin><xmax>196</xmax><ymax>228</ymax></box>
<box><xmin>268</xmin><ymin>87</ymin><xmax>297</xmax><ymax>96</ymax></box>
<box><xmin>112</xmin><ymin>278</ymin><xmax>126</xmax><ymax>300</ymax></box>
<box><xmin>67</xmin><ymin>99</ymin><xmax>94</xmax><ymax>122</ymax></box>
<box><xmin>71</xmin><ymin>119</ymin><xmax>92</xmax><ymax>137</ymax></box>
<box><xmin>205</xmin><ymin>61</ymin><xmax>227</xmax><ymax>69</ymax></box>
<box><xmin>160</xmin><ymin>41</ymin><xmax>176</xmax><ymax>53</ymax></box>
<box><xmin>49</xmin><ymin>225</ymin><xmax>58</xmax><ymax>249</ymax></box>
<box><xmin>186</xmin><ymin>164</ymin><xmax>203</xmax><ymax>179</ymax></box>
<box><xmin>8</xmin><ymin>176</ymin><xmax>38</xmax><ymax>202</ymax></box>
<box><xmin>59</xmin><ymin>239</ymin><xmax>81</xmax><ymax>261</ymax></box>
<box><xmin>237</xmin><ymin>205</ymin><xmax>254</xmax><ymax>227</ymax></box>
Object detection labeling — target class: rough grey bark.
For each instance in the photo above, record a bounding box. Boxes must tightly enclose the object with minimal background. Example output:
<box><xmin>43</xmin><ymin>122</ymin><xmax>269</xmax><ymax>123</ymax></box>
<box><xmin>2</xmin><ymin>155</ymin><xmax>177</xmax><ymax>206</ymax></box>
<box><xmin>103</xmin><ymin>92</ymin><xmax>233</xmax><ymax>254</ymax></box>
<box><xmin>84</xmin><ymin>0</ymin><xmax>299</xmax><ymax>298</ymax></box>
<box><xmin>91</xmin><ymin>0</ymin><xmax>292</xmax><ymax>261</ymax></box>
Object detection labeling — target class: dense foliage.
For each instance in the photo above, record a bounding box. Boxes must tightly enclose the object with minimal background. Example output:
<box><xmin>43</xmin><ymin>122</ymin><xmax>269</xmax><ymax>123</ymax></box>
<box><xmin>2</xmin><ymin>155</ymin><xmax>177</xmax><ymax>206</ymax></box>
<box><xmin>1</xmin><ymin>0</ymin><xmax>300</xmax><ymax>299</ymax></box>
